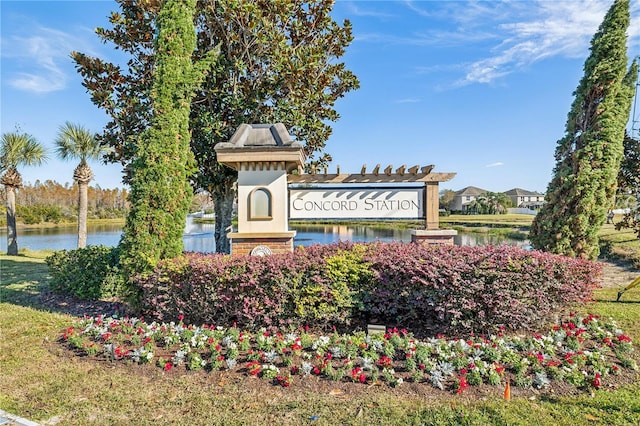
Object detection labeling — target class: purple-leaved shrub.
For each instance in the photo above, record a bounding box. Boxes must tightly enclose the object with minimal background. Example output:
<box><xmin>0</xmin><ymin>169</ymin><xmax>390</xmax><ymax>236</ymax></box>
<box><xmin>135</xmin><ymin>242</ymin><xmax>601</xmax><ymax>335</ymax></box>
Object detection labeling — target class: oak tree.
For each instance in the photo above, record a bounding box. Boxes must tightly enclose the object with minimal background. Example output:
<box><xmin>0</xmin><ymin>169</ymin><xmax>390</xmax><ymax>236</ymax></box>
<box><xmin>72</xmin><ymin>0</ymin><xmax>359</xmax><ymax>253</ymax></box>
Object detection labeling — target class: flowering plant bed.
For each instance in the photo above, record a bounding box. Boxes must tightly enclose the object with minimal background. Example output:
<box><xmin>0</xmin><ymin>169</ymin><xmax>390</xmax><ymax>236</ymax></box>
<box><xmin>60</xmin><ymin>312</ymin><xmax>636</xmax><ymax>395</ymax></box>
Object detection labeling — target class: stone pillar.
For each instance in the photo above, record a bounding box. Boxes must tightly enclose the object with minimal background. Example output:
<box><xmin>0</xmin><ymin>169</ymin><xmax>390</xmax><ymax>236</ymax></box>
<box><xmin>410</xmin><ymin>181</ymin><xmax>457</xmax><ymax>246</ymax></box>
<box><xmin>214</xmin><ymin>123</ymin><xmax>305</xmax><ymax>256</ymax></box>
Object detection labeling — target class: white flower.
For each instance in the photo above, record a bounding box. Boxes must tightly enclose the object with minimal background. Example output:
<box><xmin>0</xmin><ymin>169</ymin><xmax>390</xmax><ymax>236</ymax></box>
<box><xmin>438</xmin><ymin>361</ymin><xmax>455</xmax><ymax>376</ymax></box>
<box><xmin>284</xmin><ymin>333</ymin><xmax>298</xmax><ymax>345</ymax></box>
<box><xmin>312</xmin><ymin>336</ymin><xmax>330</xmax><ymax>350</ymax></box>
<box><xmin>172</xmin><ymin>350</ymin><xmax>187</xmax><ymax>366</ymax></box>
<box><xmin>533</xmin><ymin>372</ymin><xmax>550</xmax><ymax>389</ymax></box>
<box><xmin>430</xmin><ymin>370</ymin><xmax>445</xmax><ymax>390</ymax></box>
<box><xmin>130</xmin><ymin>348</ymin><xmax>142</xmax><ymax>363</ymax></box>
<box><xmin>264</xmin><ymin>350</ymin><xmax>278</xmax><ymax>363</ymax></box>
<box><xmin>301</xmin><ymin>362</ymin><xmax>314</xmax><ymax>375</ymax></box>
<box><xmin>360</xmin><ymin>357</ymin><xmax>374</xmax><ymax>371</ymax></box>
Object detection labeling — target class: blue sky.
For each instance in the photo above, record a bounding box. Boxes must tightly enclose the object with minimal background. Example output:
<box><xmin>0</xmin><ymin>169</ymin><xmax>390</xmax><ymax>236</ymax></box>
<box><xmin>2</xmin><ymin>0</ymin><xmax>639</xmax><ymax>193</ymax></box>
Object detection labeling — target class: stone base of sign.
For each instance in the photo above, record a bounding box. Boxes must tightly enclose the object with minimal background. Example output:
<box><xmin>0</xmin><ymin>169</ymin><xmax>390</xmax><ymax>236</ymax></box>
<box><xmin>410</xmin><ymin>229</ymin><xmax>457</xmax><ymax>246</ymax></box>
<box><xmin>228</xmin><ymin>232</ymin><xmax>297</xmax><ymax>256</ymax></box>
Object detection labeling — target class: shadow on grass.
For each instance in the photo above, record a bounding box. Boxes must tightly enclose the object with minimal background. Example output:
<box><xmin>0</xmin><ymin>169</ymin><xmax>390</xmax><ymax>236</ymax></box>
<box><xmin>0</xmin><ymin>258</ymin><xmax>49</xmax><ymax>305</ymax></box>
<box><xmin>0</xmin><ymin>257</ymin><xmax>126</xmax><ymax>318</ymax></box>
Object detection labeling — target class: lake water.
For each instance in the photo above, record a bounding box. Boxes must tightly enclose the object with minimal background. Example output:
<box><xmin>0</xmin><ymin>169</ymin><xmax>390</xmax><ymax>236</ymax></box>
<box><xmin>1</xmin><ymin>217</ymin><xmax>529</xmax><ymax>252</ymax></box>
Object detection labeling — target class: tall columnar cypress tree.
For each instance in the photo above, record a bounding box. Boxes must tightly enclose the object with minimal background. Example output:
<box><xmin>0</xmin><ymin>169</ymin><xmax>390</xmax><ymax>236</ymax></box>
<box><xmin>119</xmin><ymin>0</ymin><xmax>215</xmax><ymax>276</ymax></box>
<box><xmin>529</xmin><ymin>0</ymin><xmax>637</xmax><ymax>259</ymax></box>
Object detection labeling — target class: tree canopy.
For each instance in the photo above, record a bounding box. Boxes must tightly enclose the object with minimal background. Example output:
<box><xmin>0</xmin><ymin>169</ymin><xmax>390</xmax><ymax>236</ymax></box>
<box><xmin>72</xmin><ymin>0</ymin><xmax>359</xmax><ymax>253</ymax></box>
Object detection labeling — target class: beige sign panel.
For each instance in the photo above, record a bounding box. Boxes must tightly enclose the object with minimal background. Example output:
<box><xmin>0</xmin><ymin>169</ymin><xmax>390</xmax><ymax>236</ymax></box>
<box><xmin>290</xmin><ymin>187</ymin><xmax>424</xmax><ymax>220</ymax></box>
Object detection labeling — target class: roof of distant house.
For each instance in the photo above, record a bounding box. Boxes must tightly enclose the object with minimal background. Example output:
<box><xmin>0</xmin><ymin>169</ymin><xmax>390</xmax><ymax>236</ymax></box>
<box><xmin>504</xmin><ymin>188</ymin><xmax>544</xmax><ymax>196</ymax></box>
<box><xmin>455</xmin><ymin>186</ymin><xmax>489</xmax><ymax>196</ymax></box>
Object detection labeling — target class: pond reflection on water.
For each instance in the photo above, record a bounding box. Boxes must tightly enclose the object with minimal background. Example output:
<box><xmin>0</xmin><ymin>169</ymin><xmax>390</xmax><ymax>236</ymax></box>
<box><xmin>1</xmin><ymin>218</ymin><xmax>529</xmax><ymax>252</ymax></box>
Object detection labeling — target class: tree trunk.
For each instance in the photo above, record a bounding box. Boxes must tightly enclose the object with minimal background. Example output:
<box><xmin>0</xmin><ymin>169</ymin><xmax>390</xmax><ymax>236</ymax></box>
<box><xmin>213</xmin><ymin>184</ymin><xmax>236</xmax><ymax>254</ymax></box>
<box><xmin>78</xmin><ymin>181</ymin><xmax>89</xmax><ymax>248</ymax></box>
<box><xmin>5</xmin><ymin>185</ymin><xmax>18</xmax><ymax>255</ymax></box>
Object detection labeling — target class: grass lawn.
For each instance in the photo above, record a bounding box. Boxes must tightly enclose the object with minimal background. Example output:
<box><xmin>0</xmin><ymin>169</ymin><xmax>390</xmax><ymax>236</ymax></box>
<box><xmin>1</xmin><ymin>241</ymin><xmax>640</xmax><ymax>425</ymax></box>
<box><xmin>441</xmin><ymin>214</ymin><xmax>536</xmax><ymax>228</ymax></box>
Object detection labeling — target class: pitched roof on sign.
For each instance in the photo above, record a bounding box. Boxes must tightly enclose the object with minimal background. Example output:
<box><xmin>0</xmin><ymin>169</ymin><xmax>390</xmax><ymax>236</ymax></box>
<box><xmin>217</xmin><ymin>123</ymin><xmax>302</xmax><ymax>148</ymax></box>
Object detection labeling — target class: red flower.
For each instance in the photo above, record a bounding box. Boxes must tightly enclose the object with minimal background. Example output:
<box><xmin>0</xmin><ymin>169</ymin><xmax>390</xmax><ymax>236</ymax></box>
<box><xmin>246</xmin><ymin>361</ymin><xmax>261</xmax><ymax>376</ymax></box>
<box><xmin>359</xmin><ymin>374</ymin><xmax>367</xmax><ymax>384</ymax></box>
<box><xmin>351</xmin><ymin>367</ymin><xmax>362</xmax><ymax>381</ymax></box>
<box><xmin>164</xmin><ymin>362</ymin><xmax>173</xmax><ymax>371</ymax></box>
<box><xmin>115</xmin><ymin>346</ymin><xmax>127</xmax><ymax>358</ymax></box>
<box><xmin>378</xmin><ymin>355</ymin><xmax>393</xmax><ymax>368</ymax></box>
<box><xmin>592</xmin><ymin>372</ymin><xmax>601</xmax><ymax>389</ymax></box>
<box><xmin>277</xmin><ymin>375</ymin><xmax>291</xmax><ymax>387</ymax></box>
<box><xmin>62</xmin><ymin>327</ymin><xmax>74</xmax><ymax>340</ymax></box>
<box><xmin>456</xmin><ymin>376</ymin><xmax>469</xmax><ymax>394</ymax></box>
<box><xmin>617</xmin><ymin>334</ymin><xmax>632</xmax><ymax>343</ymax></box>
<box><xmin>178</xmin><ymin>314</ymin><xmax>184</xmax><ymax>322</ymax></box>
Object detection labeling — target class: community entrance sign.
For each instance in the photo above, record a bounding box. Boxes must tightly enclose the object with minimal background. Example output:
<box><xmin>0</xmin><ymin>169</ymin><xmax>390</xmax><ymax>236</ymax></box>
<box><xmin>289</xmin><ymin>187</ymin><xmax>423</xmax><ymax>220</ymax></box>
<box><xmin>215</xmin><ymin>124</ymin><xmax>457</xmax><ymax>256</ymax></box>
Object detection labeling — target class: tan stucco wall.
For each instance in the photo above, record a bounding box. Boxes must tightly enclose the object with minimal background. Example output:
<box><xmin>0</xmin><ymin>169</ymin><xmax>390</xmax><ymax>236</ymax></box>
<box><xmin>237</xmin><ymin>164</ymin><xmax>290</xmax><ymax>234</ymax></box>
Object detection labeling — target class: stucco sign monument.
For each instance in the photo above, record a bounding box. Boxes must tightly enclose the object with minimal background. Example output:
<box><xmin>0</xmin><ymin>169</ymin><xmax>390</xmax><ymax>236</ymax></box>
<box><xmin>215</xmin><ymin>123</ymin><xmax>457</xmax><ymax>256</ymax></box>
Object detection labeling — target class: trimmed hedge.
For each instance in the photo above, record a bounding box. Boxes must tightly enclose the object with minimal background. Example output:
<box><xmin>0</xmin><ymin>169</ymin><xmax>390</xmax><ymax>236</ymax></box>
<box><xmin>46</xmin><ymin>245</ymin><xmax>125</xmax><ymax>300</ymax></box>
<box><xmin>136</xmin><ymin>242</ymin><xmax>601</xmax><ymax>335</ymax></box>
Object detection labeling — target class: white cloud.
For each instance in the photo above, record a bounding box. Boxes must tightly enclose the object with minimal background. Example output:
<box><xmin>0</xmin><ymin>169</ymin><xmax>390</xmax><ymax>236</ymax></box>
<box><xmin>455</xmin><ymin>1</ymin><xmax>622</xmax><ymax>86</ymax></box>
<box><xmin>346</xmin><ymin>1</ymin><xmax>396</xmax><ymax>19</ymax></box>
<box><xmin>1</xmin><ymin>23</ymin><xmax>96</xmax><ymax>94</ymax></box>
<box><xmin>485</xmin><ymin>162</ymin><xmax>504</xmax><ymax>168</ymax></box>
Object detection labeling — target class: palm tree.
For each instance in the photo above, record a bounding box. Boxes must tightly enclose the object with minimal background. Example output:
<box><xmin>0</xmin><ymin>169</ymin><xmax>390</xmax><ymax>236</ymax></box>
<box><xmin>0</xmin><ymin>132</ymin><xmax>48</xmax><ymax>255</ymax></box>
<box><xmin>55</xmin><ymin>122</ymin><xmax>110</xmax><ymax>248</ymax></box>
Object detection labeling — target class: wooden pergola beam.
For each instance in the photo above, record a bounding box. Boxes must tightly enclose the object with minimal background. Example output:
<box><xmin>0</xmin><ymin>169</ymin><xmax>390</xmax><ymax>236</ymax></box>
<box><xmin>287</xmin><ymin>172</ymin><xmax>456</xmax><ymax>184</ymax></box>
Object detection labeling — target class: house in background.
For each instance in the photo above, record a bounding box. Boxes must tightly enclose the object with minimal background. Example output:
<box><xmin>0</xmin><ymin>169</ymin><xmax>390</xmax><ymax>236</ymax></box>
<box><xmin>504</xmin><ymin>188</ymin><xmax>545</xmax><ymax>210</ymax></box>
<box><xmin>449</xmin><ymin>186</ymin><xmax>545</xmax><ymax>213</ymax></box>
<box><xmin>450</xmin><ymin>186</ymin><xmax>489</xmax><ymax>212</ymax></box>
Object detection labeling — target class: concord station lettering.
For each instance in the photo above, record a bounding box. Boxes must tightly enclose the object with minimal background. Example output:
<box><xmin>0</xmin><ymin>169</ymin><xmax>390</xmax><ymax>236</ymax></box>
<box><xmin>289</xmin><ymin>188</ymin><xmax>424</xmax><ymax>220</ymax></box>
